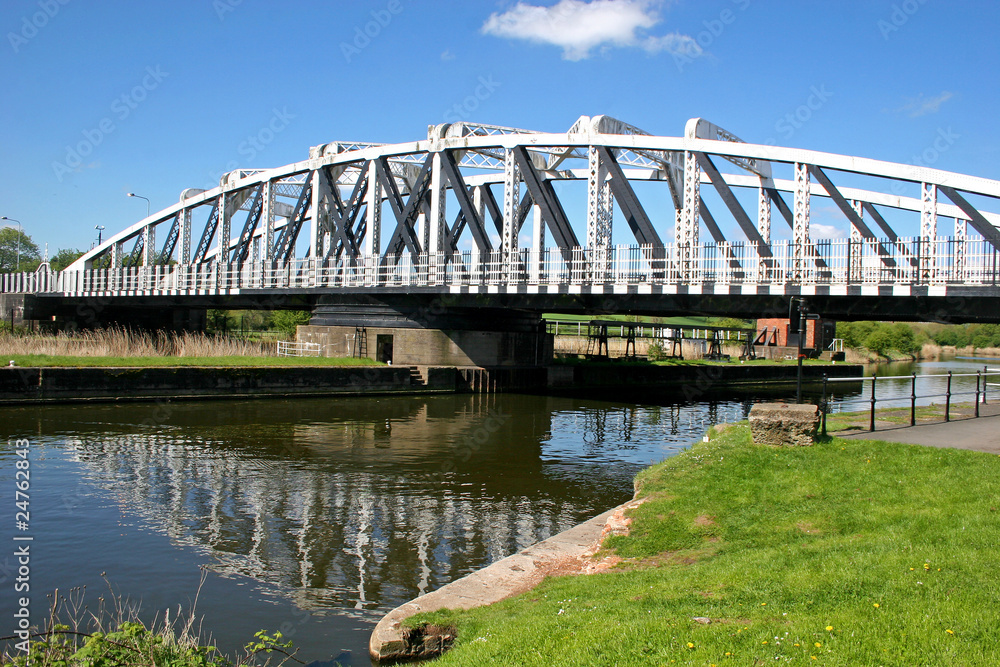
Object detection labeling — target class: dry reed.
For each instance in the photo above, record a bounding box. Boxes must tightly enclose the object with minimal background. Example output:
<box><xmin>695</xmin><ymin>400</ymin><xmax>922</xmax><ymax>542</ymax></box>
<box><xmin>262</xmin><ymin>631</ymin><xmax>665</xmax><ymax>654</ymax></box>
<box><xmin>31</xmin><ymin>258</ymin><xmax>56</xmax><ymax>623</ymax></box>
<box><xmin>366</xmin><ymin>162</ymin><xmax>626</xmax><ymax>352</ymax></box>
<box><xmin>0</xmin><ymin>328</ymin><xmax>276</xmax><ymax>358</ymax></box>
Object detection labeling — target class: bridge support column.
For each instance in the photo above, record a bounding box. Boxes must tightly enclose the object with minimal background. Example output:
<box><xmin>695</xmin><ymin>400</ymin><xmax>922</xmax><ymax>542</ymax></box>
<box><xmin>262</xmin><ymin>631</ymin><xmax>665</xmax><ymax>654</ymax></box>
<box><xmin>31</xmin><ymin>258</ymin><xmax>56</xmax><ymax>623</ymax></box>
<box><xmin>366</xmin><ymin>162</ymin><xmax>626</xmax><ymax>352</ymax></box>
<box><xmin>302</xmin><ymin>300</ymin><xmax>553</xmax><ymax>367</ymax></box>
<box><xmin>921</xmin><ymin>183</ymin><xmax>938</xmax><ymax>282</ymax></box>
<box><xmin>678</xmin><ymin>150</ymin><xmax>700</xmax><ymax>281</ymax></box>
<box><xmin>587</xmin><ymin>146</ymin><xmax>613</xmax><ymax>281</ymax></box>
<box><xmin>757</xmin><ymin>185</ymin><xmax>771</xmax><ymax>282</ymax></box>
<box><xmin>502</xmin><ymin>148</ymin><xmax>520</xmax><ymax>281</ymax></box>
<box><xmin>793</xmin><ymin>162</ymin><xmax>811</xmax><ymax>281</ymax></box>
<box><xmin>262</xmin><ymin>180</ymin><xmax>275</xmax><ymax>262</ymax></box>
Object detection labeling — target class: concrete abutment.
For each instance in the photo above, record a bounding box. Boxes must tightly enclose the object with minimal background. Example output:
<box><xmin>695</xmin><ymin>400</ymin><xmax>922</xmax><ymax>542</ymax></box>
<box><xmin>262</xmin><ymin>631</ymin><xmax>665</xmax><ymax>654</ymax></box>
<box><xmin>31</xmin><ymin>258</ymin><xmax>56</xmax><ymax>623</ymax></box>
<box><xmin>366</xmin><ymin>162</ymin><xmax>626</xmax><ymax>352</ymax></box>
<box><xmin>300</xmin><ymin>303</ymin><xmax>554</xmax><ymax>367</ymax></box>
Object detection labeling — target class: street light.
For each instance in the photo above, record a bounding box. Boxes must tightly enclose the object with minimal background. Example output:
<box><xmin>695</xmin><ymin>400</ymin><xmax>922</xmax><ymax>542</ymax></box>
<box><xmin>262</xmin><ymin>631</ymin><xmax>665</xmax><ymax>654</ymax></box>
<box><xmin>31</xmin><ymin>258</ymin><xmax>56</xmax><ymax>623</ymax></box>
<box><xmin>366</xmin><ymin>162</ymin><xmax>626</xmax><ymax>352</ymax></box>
<box><xmin>126</xmin><ymin>192</ymin><xmax>150</xmax><ymax>218</ymax></box>
<box><xmin>95</xmin><ymin>225</ymin><xmax>106</xmax><ymax>245</ymax></box>
<box><xmin>1</xmin><ymin>217</ymin><xmax>23</xmax><ymax>272</ymax></box>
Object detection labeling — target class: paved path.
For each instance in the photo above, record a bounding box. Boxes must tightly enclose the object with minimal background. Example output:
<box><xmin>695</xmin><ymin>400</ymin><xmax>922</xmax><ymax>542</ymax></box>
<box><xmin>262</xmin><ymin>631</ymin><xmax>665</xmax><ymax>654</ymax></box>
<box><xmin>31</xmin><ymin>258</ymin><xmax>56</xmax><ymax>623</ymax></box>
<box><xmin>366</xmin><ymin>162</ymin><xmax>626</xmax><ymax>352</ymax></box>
<box><xmin>836</xmin><ymin>402</ymin><xmax>1000</xmax><ymax>454</ymax></box>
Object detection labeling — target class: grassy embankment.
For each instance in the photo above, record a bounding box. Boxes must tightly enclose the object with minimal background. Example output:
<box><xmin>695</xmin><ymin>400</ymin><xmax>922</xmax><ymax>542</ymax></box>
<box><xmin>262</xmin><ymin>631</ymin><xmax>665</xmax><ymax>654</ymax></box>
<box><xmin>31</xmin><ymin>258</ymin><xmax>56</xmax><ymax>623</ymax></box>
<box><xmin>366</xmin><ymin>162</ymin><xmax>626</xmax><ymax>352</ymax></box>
<box><xmin>0</xmin><ymin>354</ymin><xmax>378</xmax><ymax>367</ymax></box>
<box><xmin>412</xmin><ymin>423</ymin><xmax>1000</xmax><ymax>666</ymax></box>
<box><xmin>0</xmin><ymin>330</ymin><xmax>378</xmax><ymax>367</ymax></box>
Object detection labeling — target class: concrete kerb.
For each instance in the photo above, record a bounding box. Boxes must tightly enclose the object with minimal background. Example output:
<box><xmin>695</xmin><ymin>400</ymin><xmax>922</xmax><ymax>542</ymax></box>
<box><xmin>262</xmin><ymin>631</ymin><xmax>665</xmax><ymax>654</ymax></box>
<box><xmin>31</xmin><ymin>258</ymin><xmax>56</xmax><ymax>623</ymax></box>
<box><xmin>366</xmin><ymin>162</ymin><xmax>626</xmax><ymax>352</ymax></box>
<box><xmin>369</xmin><ymin>499</ymin><xmax>641</xmax><ymax>663</ymax></box>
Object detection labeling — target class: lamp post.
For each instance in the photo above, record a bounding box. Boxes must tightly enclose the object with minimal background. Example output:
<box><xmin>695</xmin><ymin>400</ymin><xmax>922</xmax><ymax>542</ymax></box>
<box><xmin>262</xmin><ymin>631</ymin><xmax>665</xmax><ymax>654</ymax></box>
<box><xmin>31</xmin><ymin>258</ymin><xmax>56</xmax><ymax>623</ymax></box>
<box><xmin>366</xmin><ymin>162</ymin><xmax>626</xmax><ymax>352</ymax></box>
<box><xmin>95</xmin><ymin>225</ymin><xmax>105</xmax><ymax>245</ymax></box>
<box><xmin>789</xmin><ymin>297</ymin><xmax>821</xmax><ymax>404</ymax></box>
<box><xmin>126</xmin><ymin>192</ymin><xmax>150</xmax><ymax>218</ymax></box>
<box><xmin>1</xmin><ymin>217</ymin><xmax>23</xmax><ymax>272</ymax></box>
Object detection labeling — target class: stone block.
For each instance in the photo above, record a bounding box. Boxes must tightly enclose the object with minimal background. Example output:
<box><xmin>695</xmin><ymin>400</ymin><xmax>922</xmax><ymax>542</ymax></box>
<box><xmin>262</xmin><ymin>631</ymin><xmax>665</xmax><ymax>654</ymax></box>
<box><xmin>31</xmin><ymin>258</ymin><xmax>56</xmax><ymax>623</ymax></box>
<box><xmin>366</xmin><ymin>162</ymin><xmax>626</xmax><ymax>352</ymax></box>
<box><xmin>748</xmin><ymin>402</ymin><xmax>820</xmax><ymax>447</ymax></box>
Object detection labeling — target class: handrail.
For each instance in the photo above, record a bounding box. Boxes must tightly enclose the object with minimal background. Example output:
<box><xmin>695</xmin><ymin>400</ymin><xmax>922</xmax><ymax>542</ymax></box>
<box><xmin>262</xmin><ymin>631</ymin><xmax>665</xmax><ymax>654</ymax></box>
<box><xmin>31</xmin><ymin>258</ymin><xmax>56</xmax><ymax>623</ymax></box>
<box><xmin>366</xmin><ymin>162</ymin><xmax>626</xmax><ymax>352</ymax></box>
<box><xmin>276</xmin><ymin>341</ymin><xmax>321</xmax><ymax>358</ymax></box>
<box><xmin>819</xmin><ymin>367</ymin><xmax>1000</xmax><ymax>434</ymax></box>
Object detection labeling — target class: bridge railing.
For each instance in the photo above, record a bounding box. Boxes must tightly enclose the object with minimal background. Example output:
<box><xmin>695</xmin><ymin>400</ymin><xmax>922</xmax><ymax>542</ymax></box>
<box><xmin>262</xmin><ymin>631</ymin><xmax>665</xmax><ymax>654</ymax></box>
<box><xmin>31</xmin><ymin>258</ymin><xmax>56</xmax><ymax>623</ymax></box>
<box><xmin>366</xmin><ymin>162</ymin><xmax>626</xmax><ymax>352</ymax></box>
<box><xmin>4</xmin><ymin>236</ymin><xmax>998</xmax><ymax>295</ymax></box>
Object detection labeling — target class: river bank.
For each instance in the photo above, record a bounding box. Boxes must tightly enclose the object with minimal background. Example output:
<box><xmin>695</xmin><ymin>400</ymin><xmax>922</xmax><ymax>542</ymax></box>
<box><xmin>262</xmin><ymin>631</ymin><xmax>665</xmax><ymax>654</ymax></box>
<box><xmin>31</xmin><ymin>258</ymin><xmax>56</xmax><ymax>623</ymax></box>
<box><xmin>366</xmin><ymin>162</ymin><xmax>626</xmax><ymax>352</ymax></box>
<box><xmin>399</xmin><ymin>421</ymin><xmax>1000</xmax><ymax>665</ymax></box>
<box><xmin>0</xmin><ymin>360</ymin><xmax>862</xmax><ymax>404</ymax></box>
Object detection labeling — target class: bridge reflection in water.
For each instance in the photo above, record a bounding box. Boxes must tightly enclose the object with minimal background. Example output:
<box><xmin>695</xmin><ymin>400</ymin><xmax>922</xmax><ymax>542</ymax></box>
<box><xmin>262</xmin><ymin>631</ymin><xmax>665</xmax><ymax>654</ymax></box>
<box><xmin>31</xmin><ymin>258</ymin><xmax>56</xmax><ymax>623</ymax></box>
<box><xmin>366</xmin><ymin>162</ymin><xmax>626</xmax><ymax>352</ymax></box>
<box><xmin>0</xmin><ymin>393</ymin><xmax>759</xmax><ymax>662</ymax></box>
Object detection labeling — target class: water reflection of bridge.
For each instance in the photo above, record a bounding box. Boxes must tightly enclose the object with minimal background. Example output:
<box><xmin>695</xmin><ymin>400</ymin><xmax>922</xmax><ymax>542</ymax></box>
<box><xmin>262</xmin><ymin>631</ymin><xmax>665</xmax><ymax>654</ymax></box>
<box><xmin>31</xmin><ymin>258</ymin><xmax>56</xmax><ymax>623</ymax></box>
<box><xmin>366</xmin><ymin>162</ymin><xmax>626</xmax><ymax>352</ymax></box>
<box><xmin>50</xmin><ymin>395</ymin><xmax>666</xmax><ymax>612</ymax></box>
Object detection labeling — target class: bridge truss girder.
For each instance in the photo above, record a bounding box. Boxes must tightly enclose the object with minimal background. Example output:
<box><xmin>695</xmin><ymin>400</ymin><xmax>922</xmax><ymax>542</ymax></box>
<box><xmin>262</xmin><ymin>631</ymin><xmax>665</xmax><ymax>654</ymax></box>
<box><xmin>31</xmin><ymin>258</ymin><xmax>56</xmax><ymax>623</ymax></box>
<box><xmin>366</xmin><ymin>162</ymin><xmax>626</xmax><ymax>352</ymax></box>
<box><xmin>67</xmin><ymin>115</ymin><xmax>1000</xmax><ymax>300</ymax></box>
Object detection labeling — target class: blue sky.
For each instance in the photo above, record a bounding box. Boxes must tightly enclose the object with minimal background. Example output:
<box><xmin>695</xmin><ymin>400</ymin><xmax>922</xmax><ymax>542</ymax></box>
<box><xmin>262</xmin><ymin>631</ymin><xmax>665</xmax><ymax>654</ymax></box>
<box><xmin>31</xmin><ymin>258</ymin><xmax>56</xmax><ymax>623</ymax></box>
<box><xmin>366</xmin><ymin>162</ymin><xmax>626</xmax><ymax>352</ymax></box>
<box><xmin>2</xmin><ymin>0</ymin><xmax>998</xmax><ymax>255</ymax></box>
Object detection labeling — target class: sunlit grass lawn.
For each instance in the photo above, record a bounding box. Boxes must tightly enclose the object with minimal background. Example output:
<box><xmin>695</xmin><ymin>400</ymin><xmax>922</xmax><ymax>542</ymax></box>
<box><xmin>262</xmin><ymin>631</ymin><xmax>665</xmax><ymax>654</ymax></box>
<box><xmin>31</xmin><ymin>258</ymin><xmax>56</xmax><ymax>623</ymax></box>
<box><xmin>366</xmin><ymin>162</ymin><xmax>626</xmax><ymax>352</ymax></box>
<box><xmin>414</xmin><ymin>423</ymin><xmax>1000</xmax><ymax>666</ymax></box>
<box><xmin>3</xmin><ymin>354</ymin><xmax>381</xmax><ymax>367</ymax></box>
<box><xmin>824</xmin><ymin>402</ymin><xmax>983</xmax><ymax>432</ymax></box>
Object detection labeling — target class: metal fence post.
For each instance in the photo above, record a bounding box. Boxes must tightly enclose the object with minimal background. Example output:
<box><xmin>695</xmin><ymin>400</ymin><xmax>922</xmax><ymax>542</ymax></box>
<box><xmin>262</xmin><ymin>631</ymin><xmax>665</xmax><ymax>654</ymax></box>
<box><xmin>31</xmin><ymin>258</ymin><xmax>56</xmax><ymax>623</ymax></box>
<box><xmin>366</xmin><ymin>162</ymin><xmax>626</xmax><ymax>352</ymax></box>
<box><xmin>976</xmin><ymin>371</ymin><xmax>981</xmax><ymax>418</ymax></box>
<box><xmin>869</xmin><ymin>375</ymin><xmax>877</xmax><ymax>432</ymax></box>
<box><xmin>910</xmin><ymin>373</ymin><xmax>917</xmax><ymax>426</ymax></box>
<box><xmin>945</xmin><ymin>371</ymin><xmax>952</xmax><ymax>422</ymax></box>
<box><xmin>821</xmin><ymin>374</ymin><xmax>828</xmax><ymax>436</ymax></box>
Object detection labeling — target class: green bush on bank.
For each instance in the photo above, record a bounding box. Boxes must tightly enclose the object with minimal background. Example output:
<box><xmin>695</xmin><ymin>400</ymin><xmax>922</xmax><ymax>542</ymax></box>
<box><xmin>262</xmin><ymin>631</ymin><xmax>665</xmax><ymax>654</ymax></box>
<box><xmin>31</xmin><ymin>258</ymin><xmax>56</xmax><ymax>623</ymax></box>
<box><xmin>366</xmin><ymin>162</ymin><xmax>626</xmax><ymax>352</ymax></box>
<box><xmin>837</xmin><ymin>321</ymin><xmax>921</xmax><ymax>356</ymax></box>
<box><xmin>838</xmin><ymin>320</ymin><xmax>1000</xmax><ymax>355</ymax></box>
<box><xmin>413</xmin><ymin>424</ymin><xmax>1000</xmax><ymax>666</ymax></box>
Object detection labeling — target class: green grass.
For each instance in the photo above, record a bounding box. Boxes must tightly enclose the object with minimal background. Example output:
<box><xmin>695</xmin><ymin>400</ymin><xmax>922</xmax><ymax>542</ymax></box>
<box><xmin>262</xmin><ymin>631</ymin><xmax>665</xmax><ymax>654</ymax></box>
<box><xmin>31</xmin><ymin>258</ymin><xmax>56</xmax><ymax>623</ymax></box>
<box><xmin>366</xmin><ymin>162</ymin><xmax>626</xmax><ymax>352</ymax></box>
<box><xmin>823</xmin><ymin>402</ymin><xmax>982</xmax><ymax>433</ymax></box>
<box><xmin>412</xmin><ymin>424</ymin><xmax>1000</xmax><ymax>666</ymax></box>
<box><xmin>2</xmin><ymin>354</ymin><xmax>381</xmax><ymax>367</ymax></box>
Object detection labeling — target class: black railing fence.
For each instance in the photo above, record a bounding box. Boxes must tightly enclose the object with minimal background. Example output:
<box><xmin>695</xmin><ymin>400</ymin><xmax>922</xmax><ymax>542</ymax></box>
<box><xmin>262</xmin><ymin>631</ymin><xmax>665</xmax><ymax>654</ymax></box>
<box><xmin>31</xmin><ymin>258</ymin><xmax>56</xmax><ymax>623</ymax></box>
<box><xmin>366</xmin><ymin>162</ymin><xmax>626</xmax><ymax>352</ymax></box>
<box><xmin>819</xmin><ymin>367</ymin><xmax>1000</xmax><ymax>435</ymax></box>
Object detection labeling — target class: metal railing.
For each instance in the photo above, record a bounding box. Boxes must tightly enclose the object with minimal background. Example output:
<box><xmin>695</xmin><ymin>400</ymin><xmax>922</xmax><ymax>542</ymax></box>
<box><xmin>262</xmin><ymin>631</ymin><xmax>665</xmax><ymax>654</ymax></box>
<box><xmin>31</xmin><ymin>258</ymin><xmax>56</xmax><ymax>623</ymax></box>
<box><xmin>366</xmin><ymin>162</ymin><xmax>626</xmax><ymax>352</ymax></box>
<box><xmin>3</xmin><ymin>236</ymin><xmax>999</xmax><ymax>296</ymax></box>
<box><xmin>276</xmin><ymin>341</ymin><xmax>321</xmax><ymax>357</ymax></box>
<box><xmin>819</xmin><ymin>367</ymin><xmax>1000</xmax><ymax>435</ymax></box>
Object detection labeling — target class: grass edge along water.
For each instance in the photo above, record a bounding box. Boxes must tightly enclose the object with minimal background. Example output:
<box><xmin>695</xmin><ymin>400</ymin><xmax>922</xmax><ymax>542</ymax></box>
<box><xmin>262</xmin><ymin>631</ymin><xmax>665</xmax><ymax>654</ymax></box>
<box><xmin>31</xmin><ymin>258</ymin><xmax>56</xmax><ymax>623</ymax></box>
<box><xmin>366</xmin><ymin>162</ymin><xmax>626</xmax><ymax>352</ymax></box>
<box><xmin>410</xmin><ymin>422</ymin><xmax>1000</xmax><ymax>666</ymax></box>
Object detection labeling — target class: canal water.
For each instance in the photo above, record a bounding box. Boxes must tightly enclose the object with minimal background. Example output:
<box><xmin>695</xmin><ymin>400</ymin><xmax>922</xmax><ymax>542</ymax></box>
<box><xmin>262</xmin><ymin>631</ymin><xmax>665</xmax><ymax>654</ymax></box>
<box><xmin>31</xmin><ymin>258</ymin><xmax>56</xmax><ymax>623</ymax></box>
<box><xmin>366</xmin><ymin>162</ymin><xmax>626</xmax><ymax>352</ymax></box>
<box><xmin>0</xmin><ymin>357</ymin><xmax>992</xmax><ymax>665</ymax></box>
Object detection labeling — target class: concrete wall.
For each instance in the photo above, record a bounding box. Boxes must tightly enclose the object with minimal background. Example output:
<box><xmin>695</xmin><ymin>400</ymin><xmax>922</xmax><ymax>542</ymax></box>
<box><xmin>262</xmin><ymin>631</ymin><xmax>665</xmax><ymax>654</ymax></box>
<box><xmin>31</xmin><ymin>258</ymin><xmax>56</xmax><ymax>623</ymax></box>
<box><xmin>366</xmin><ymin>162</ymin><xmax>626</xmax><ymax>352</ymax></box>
<box><xmin>548</xmin><ymin>362</ymin><xmax>862</xmax><ymax>391</ymax></box>
<box><xmin>297</xmin><ymin>325</ymin><xmax>553</xmax><ymax>367</ymax></box>
<box><xmin>0</xmin><ymin>294</ymin><xmax>25</xmax><ymax>326</ymax></box>
<box><xmin>0</xmin><ymin>365</ymin><xmax>426</xmax><ymax>403</ymax></box>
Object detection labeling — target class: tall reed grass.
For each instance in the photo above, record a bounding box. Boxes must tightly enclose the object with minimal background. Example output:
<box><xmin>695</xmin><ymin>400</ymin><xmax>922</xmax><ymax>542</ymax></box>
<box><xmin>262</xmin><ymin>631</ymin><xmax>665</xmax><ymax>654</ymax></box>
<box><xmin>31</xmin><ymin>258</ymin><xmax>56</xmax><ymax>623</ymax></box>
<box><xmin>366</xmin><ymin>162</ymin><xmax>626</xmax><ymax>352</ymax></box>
<box><xmin>0</xmin><ymin>328</ymin><xmax>276</xmax><ymax>358</ymax></box>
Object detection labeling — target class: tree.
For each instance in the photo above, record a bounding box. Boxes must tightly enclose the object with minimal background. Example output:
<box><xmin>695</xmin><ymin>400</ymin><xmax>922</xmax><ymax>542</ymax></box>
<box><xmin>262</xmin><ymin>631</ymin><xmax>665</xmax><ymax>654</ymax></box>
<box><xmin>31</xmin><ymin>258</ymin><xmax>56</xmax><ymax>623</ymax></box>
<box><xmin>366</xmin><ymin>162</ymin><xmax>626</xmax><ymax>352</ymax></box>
<box><xmin>0</xmin><ymin>227</ymin><xmax>40</xmax><ymax>273</ymax></box>
<box><xmin>271</xmin><ymin>310</ymin><xmax>311</xmax><ymax>336</ymax></box>
<box><xmin>863</xmin><ymin>325</ymin><xmax>894</xmax><ymax>356</ymax></box>
<box><xmin>50</xmin><ymin>248</ymin><xmax>85</xmax><ymax>271</ymax></box>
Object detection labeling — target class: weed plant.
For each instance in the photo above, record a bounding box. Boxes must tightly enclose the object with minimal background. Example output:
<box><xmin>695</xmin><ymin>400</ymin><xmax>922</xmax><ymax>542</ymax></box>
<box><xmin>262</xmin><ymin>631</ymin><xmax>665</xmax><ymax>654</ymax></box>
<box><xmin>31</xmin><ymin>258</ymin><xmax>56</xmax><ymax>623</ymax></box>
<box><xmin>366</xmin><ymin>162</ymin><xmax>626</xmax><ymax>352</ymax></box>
<box><xmin>1</xmin><ymin>575</ymin><xmax>298</xmax><ymax>667</ymax></box>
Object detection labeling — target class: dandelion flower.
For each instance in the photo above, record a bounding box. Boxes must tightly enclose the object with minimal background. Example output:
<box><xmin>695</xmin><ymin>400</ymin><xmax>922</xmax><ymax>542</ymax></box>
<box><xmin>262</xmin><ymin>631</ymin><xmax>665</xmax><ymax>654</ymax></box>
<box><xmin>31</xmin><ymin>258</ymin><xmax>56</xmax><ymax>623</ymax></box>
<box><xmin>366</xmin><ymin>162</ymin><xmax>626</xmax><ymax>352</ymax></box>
<box><xmin>815</xmin><ymin>642</ymin><xmax>822</xmax><ymax>648</ymax></box>
<box><xmin>873</xmin><ymin>603</ymin><xmax>880</xmax><ymax>608</ymax></box>
<box><xmin>946</xmin><ymin>629</ymin><xmax>954</xmax><ymax>635</ymax></box>
<box><xmin>687</xmin><ymin>642</ymin><xmax>694</xmax><ymax>648</ymax></box>
<box><xmin>826</xmin><ymin>625</ymin><xmax>833</xmax><ymax>631</ymax></box>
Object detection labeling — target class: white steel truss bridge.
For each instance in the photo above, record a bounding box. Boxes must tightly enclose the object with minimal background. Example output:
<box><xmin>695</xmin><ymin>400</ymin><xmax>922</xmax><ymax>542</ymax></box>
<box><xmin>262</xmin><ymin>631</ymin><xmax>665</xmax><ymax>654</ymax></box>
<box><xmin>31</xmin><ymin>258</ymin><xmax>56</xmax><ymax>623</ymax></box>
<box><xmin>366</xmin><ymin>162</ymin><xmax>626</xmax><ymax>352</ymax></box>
<box><xmin>9</xmin><ymin>115</ymin><xmax>1000</xmax><ymax>324</ymax></box>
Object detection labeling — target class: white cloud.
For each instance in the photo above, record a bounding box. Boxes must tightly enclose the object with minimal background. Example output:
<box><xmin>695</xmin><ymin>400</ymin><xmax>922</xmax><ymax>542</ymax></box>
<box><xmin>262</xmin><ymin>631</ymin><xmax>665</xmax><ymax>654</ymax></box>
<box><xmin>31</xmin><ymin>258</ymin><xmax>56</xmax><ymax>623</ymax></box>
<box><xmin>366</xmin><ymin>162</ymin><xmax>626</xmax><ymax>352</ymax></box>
<box><xmin>440</xmin><ymin>49</ymin><xmax>456</xmax><ymax>61</ymax></box>
<box><xmin>643</xmin><ymin>31</ymin><xmax>702</xmax><ymax>57</ymax></box>
<box><xmin>810</xmin><ymin>223</ymin><xmax>846</xmax><ymax>239</ymax></box>
<box><xmin>895</xmin><ymin>91</ymin><xmax>953</xmax><ymax>117</ymax></box>
<box><xmin>482</xmin><ymin>0</ymin><xmax>684</xmax><ymax>61</ymax></box>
